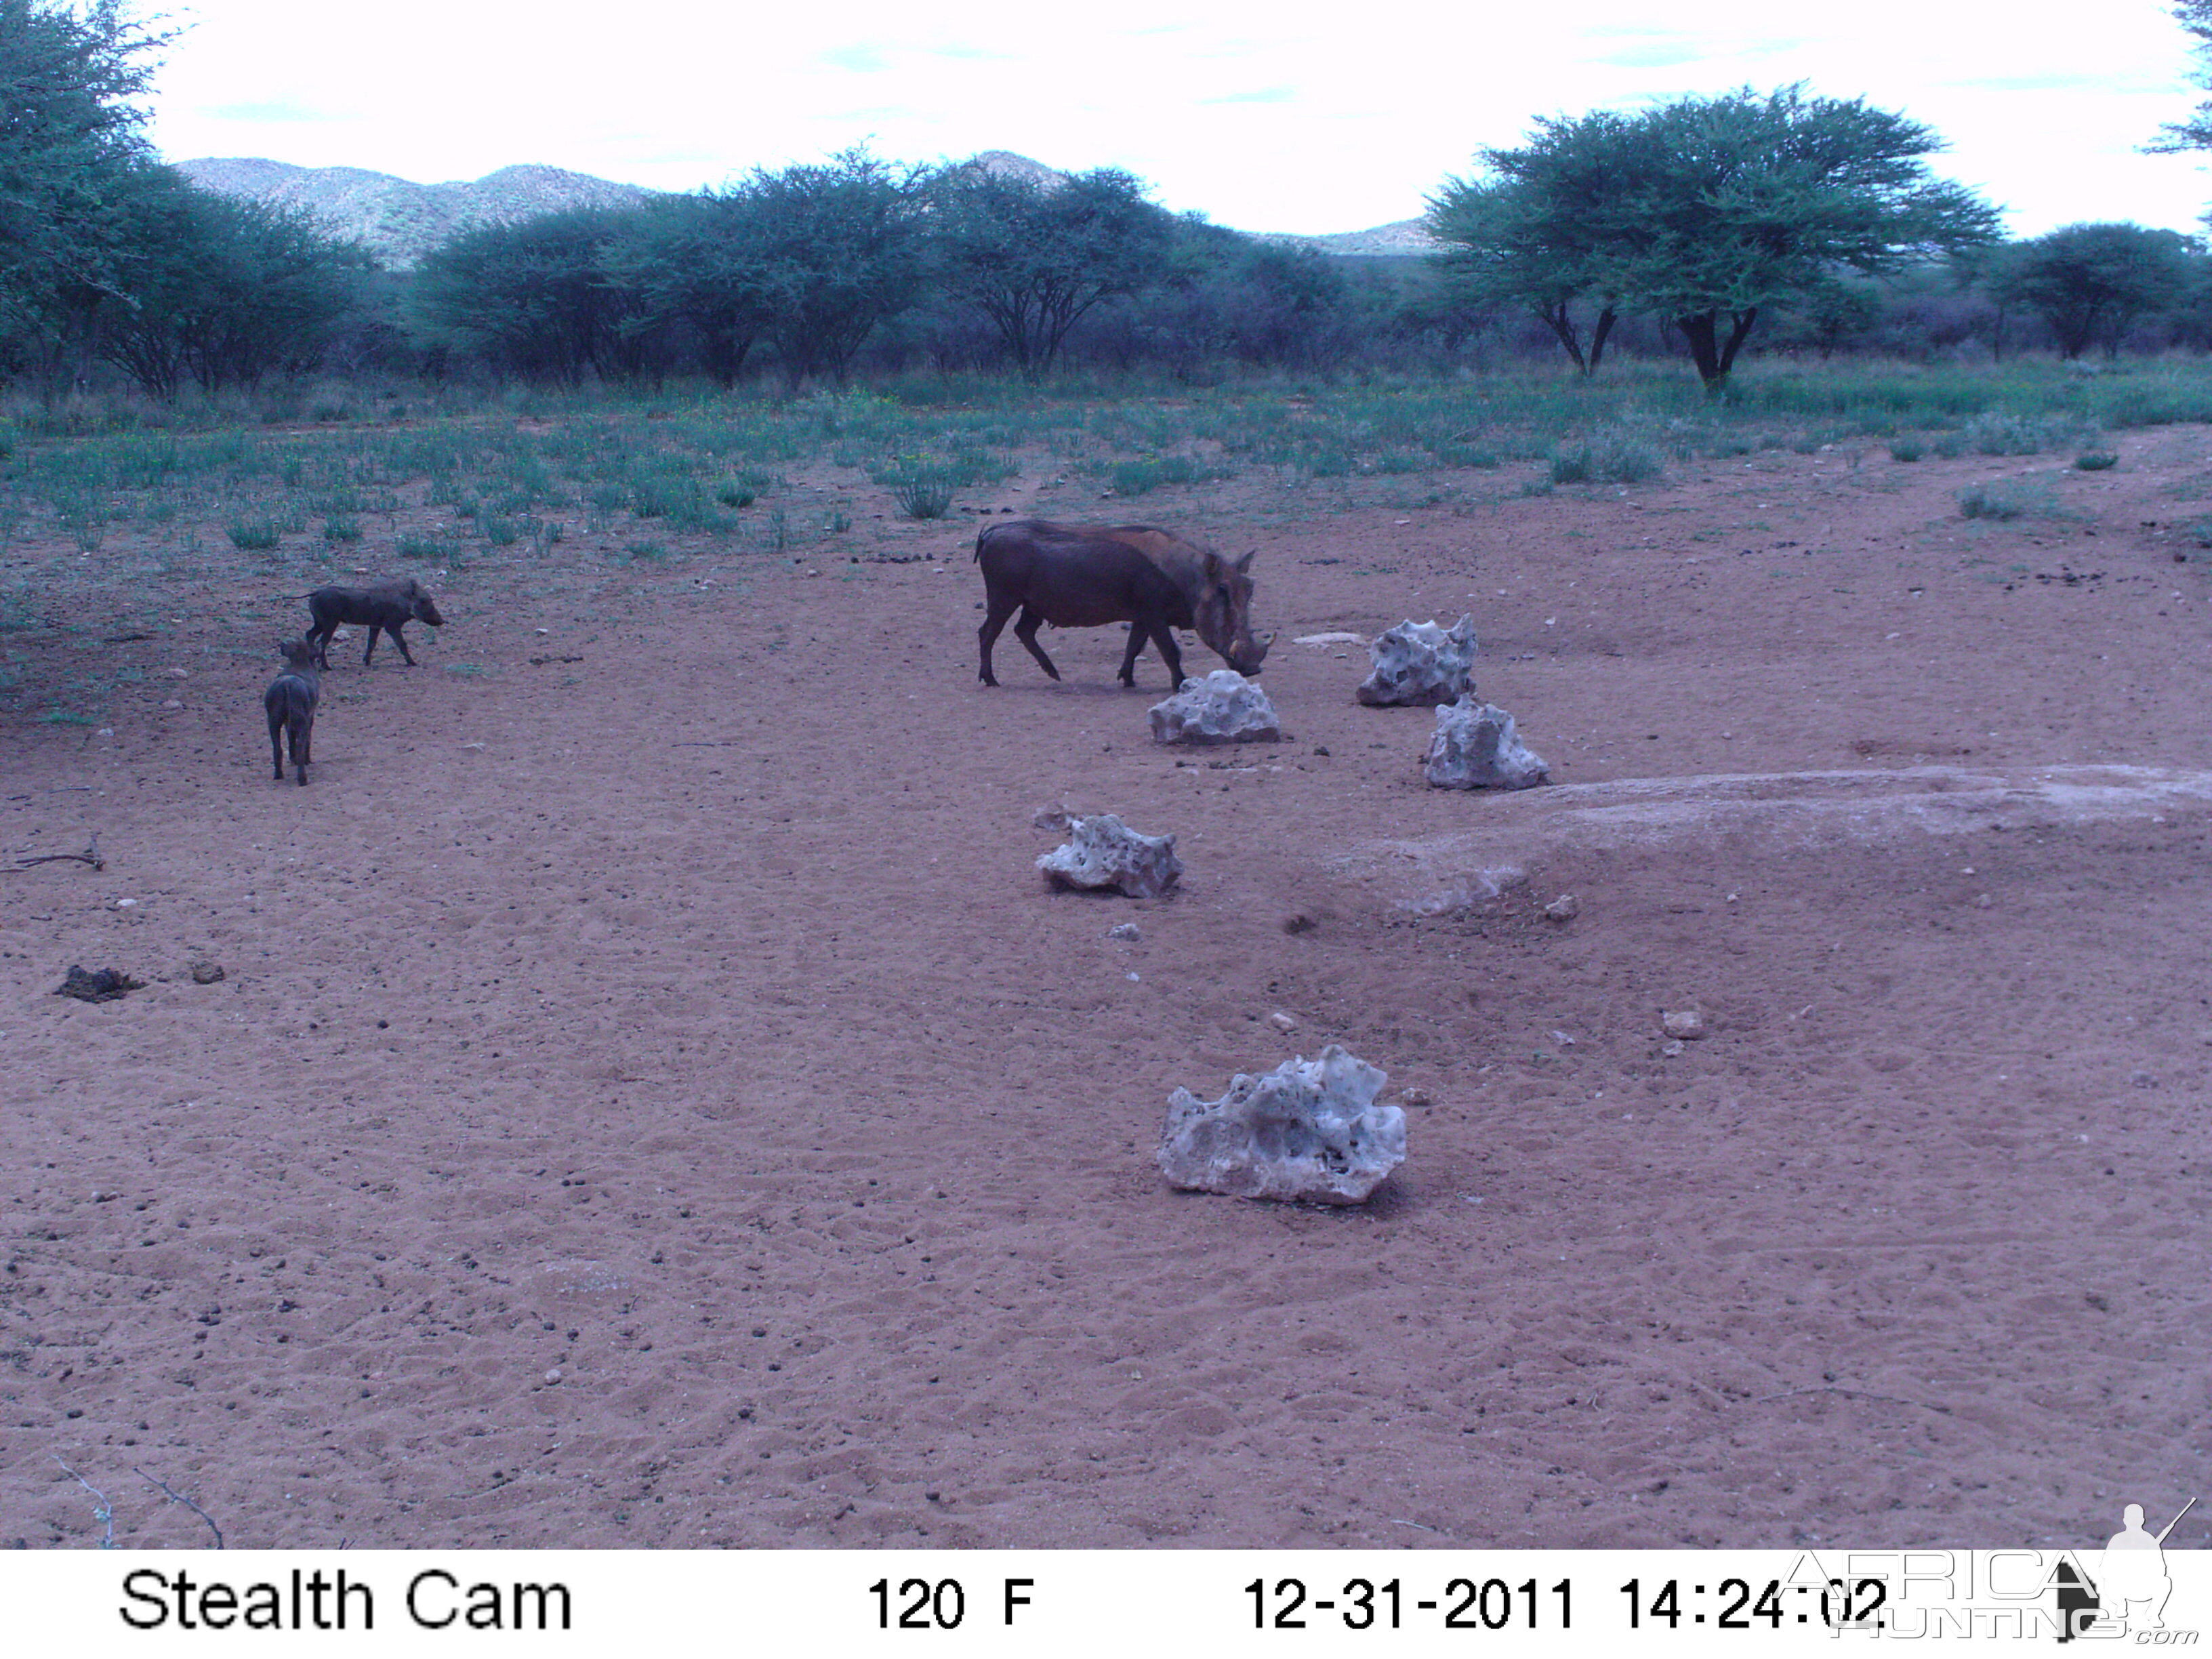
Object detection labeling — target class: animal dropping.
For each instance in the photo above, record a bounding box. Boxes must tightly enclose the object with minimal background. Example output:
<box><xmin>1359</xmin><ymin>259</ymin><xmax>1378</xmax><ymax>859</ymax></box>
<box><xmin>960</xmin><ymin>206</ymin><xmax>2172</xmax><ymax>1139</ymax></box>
<box><xmin>1038</xmin><ymin>813</ymin><xmax>1183</xmax><ymax>899</ymax></box>
<box><xmin>1357</xmin><ymin>615</ymin><xmax>1478</xmax><ymax>707</ymax></box>
<box><xmin>1156</xmin><ymin>1044</ymin><xmax>1406</xmax><ymax>1205</ymax></box>
<box><xmin>1148</xmin><ymin>670</ymin><xmax>1282</xmax><ymax>745</ymax></box>
<box><xmin>1423</xmin><ymin>696</ymin><xmax>1549</xmax><ymax>790</ymax></box>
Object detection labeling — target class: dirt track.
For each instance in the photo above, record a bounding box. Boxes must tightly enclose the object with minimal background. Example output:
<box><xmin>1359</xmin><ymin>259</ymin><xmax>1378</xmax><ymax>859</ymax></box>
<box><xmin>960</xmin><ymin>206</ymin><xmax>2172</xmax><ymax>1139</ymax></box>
<box><xmin>4</xmin><ymin>430</ymin><xmax>2209</xmax><ymax>1549</ymax></box>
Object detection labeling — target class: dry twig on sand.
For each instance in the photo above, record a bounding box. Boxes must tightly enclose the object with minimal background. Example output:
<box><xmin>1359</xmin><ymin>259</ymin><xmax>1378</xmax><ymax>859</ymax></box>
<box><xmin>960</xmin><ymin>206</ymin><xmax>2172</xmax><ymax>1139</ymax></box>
<box><xmin>137</xmin><ymin>1467</ymin><xmax>224</xmax><ymax>1548</ymax></box>
<box><xmin>53</xmin><ymin>1456</ymin><xmax>115</xmax><ymax>1549</ymax></box>
<box><xmin>6</xmin><ymin>833</ymin><xmax>103</xmax><ymax>873</ymax></box>
<box><xmin>1751</xmin><ymin>1384</ymin><xmax>1952</xmax><ymax>1415</ymax></box>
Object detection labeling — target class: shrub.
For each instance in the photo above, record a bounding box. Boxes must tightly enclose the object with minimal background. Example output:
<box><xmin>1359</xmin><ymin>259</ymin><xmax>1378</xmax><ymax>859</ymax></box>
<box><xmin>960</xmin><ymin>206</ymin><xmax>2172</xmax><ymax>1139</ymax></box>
<box><xmin>2074</xmin><ymin>451</ymin><xmax>2118</xmax><ymax>471</ymax></box>
<box><xmin>893</xmin><ymin>470</ymin><xmax>956</xmax><ymax>519</ymax></box>
<box><xmin>1958</xmin><ymin>479</ymin><xmax>2065</xmax><ymax>520</ymax></box>
<box><xmin>227</xmin><ymin>520</ymin><xmax>280</xmax><ymax>550</ymax></box>
<box><xmin>322</xmin><ymin>516</ymin><xmax>363</xmax><ymax>542</ymax></box>
<box><xmin>397</xmin><ymin>534</ymin><xmax>451</xmax><ymax>559</ymax></box>
<box><xmin>1889</xmin><ymin>438</ymin><xmax>1924</xmax><ymax>462</ymax></box>
<box><xmin>716</xmin><ymin>483</ymin><xmax>756</xmax><ymax>508</ymax></box>
<box><xmin>1551</xmin><ymin>427</ymin><xmax>1662</xmax><ymax>486</ymax></box>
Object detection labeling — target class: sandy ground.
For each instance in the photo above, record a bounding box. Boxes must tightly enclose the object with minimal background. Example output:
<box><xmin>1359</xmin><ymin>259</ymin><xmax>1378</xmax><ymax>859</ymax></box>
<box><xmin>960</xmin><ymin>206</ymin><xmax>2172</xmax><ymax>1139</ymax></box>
<box><xmin>3</xmin><ymin>426</ymin><xmax>2209</xmax><ymax>1551</ymax></box>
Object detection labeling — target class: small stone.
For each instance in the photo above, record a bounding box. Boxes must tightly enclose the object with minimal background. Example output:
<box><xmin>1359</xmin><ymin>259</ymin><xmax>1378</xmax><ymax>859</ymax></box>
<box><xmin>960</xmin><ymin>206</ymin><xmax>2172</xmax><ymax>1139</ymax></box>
<box><xmin>1975</xmin><ymin>893</ymin><xmax>1992</xmax><ymax>908</ymax></box>
<box><xmin>115</xmin><ymin>898</ymin><xmax>136</xmax><ymax>908</ymax></box>
<box><xmin>544</xmin><ymin>1368</ymin><xmax>562</xmax><ymax>1385</ymax></box>
<box><xmin>1268</xmin><ymin>1010</ymin><xmax>1299</xmax><ymax>1033</ymax></box>
<box><xmin>1108</xmin><ymin>922</ymin><xmax>1141</xmax><ymax>942</ymax></box>
<box><xmin>1149</xmin><ymin>670</ymin><xmax>1282</xmax><ymax>745</ymax></box>
<box><xmin>460</xmin><ymin>741</ymin><xmax>486</xmax><ymax>751</ymax></box>
<box><xmin>1038</xmin><ymin>813</ymin><xmax>1183</xmax><ymax>899</ymax></box>
<box><xmin>1157</xmin><ymin>1044</ymin><xmax>1406</xmax><ymax>1205</ymax></box>
<box><xmin>1399</xmin><ymin>1086</ymin><xmax>1432</xmax><ymax>1107</ymax></box>
<box><xmin>1662</xmin><ymin>1009</ymin><xmax>1706</xmax><ymax>1040</ymax></box>
<box><xmin>190</xmin><ymin>962</ymin><xmax>225</xmax><ymax>985</ymax></box>
<box><xmin>1542</xmin><ymin>894</ymin><xmax>1580</xmax><ymax>923</ymax></box>
<box><xmin>1661</xmin><ymin>1039</ymin><xmax>1687</xmax><ymax>1058</ymax></box>
<box><xmin>1282</xmin><ymin>913</ymin><xmax>1316</xmax><ymax>935</ymax></box>
<box><xmin>1358</xmin><ymin>615</ymin><xmax>1478</xmax><ymax>707</ymax></box>
<box><xmin>163</xmin><ymin>667</ymin><xmax>189</xmax><ymax>678</ymax></box>
<box><xmin>160</xmin><ymin>699</ymin><xmax>182</xmax><ymax>710</ymax></box>
<box><xmin>1424</xmin><ymin>697</ymin><xmax>1548</xmax><ymax>790</ymax></box>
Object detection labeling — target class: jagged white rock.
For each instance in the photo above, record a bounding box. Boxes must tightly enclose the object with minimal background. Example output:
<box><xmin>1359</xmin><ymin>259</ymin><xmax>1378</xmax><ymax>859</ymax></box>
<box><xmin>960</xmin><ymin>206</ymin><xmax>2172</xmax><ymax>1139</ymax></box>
<box><xmin>1357</xmin><ymin>615</ymin><xmax>1478</xmax><ymax>707</ymax></box>
<box><xmin>1156</xmin><ymin>1044</ymin><xmax>1406</xmax><ymax>1204</ymax></box>
<box><xmin>1149</xmin><ymin>670</ymin><xmax>1283</xmax><ymax>745</ymax></box>
<box><xmin>1423</xmin><ymin>696</ymin><xmax>1549</xmax><ymax>790</ymax></box>
<box><xmin>1038</xmin><ymin>813</ymin><xmax>1183</xmax><ymax>899</ymax></box>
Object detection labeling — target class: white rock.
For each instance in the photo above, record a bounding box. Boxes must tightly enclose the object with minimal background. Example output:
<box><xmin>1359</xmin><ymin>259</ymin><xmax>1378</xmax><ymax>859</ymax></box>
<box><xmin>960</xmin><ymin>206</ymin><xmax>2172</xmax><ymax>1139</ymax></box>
<box><xmin>1038</xmin><ymin>813</ymin><xmax>1183</xmax><ymax>899</ymax></box>
<box><xmin>1542</xmin><ymin>893</ymin><xmax>1580</xmax><ymax>922</ymax></box>
<box><xmin>1294</xmin><ymin>631</ymin><xmax>1367</xmax><ymax>646</ymax></box>
<box><xmin>1158</xmin><ymin>1045</ymin><xmax>1406</xmax><ymax>1205</ymax></box>
<box><xmin>1423</xmin><ymin>697</ymin><xmax>1549</xmax><ymax>790</ymax></box>
<box><xmin>1108</xmin><ymin>922</ymin><xmax>1141</xmax><ymax>941</ymax></box>
<box><xmin>1662</xmin><ymin>1009</ymin><xmax>1706</xmax><ymax>1040</ymax></box>
<box><xmin>1149</xmin><ymin>670</ymin><xmax>1282</xmax><ymax>745</ymax></box>
<box><xmin>1267</xmin><ymin>1010</ymin><xmax>1298</xmax><ymax>1033</ymax></box>
<box><xmin>1357</xmin><ymin>615</ymin><xmax>1478</xmax><ymax>707</ymax></box>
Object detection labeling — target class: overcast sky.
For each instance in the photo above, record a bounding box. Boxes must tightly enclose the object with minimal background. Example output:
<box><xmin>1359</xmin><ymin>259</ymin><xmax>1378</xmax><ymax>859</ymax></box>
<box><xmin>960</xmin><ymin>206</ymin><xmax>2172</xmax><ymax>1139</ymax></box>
<box><xmin>144</xmin><ymin>0</ymin><xmax>2212</xmax><ymax>238</ymax></box>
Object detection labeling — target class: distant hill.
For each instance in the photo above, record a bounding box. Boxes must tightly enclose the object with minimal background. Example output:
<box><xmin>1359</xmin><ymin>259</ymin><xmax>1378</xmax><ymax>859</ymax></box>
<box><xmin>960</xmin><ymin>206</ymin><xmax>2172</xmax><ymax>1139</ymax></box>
<box><xmin>175</xmin><ymin>159</ymin><xmax>659</xmax><ymax>269</ymax></box>
<box><xmin>177</xmin><ymin>152</ymin><xmax>1437</xmax><ymax>266</ymax></box>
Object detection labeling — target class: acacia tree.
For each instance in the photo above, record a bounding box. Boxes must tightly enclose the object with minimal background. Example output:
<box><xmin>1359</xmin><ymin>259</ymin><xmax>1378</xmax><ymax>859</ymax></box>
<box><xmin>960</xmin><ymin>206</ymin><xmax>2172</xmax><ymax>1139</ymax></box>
<box><xmin>928</xmin><ymin>165</ymin><xmax>1174</xmax><ymax>374</ymax></box>
<box><xmin>0</xmin><ymin>0</ymin><xmax>176</xmax><ymax>389</ymax></box>
<box><xmin>415</xmin><ymin>209</ymin><xmax>649</xmax><ymax>384</ymax></box>
<box><xmin>741</xmin><ymin>148</ymin><xmax>928</xmax><ymax>388</ymax></box>
<box><xmin>2153</xmin><ymin>0</ymin><xmax>2212</xmax><ymax>155</ymax></box>
<box><xmin>1988</xmin><ymin>224</ymin><xmax>2199</xmax><ymax>359</ymax></box>
<box><xmin>603</xmin><ymin>192</ymin><xmax>775</xmax><ymax>386</ymax></box>
<box><xmin>1431</xmin><ymin>87</ymin><xmax>1999</xmax><ymax>390</ymax></box>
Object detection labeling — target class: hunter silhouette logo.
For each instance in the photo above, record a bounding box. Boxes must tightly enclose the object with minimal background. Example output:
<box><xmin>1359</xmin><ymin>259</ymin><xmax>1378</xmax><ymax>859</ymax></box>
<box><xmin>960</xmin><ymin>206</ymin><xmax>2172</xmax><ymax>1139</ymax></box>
<box><xmin>2055</xmin><ymin>1496</ymin><xmax>2198</xmax><ymax>1641</ymax></box>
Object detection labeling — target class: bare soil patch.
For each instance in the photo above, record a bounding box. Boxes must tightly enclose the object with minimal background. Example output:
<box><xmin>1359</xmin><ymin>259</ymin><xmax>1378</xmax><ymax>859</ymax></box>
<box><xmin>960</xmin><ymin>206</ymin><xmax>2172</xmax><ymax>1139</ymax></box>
<box><xmin>4</xmin><ymin>431</ymin><xmax>2208</xmax><ymax>1549</ymax></box>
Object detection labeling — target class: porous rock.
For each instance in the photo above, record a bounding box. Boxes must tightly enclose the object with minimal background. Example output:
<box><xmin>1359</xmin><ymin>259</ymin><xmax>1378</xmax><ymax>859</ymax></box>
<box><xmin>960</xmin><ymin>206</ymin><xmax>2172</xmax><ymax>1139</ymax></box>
<box><xmin>1148</xmin><ymin>670</ymin><xmax>1282</xmax><ymax>745</ymax></box>
<box><xmin>1357</xmin><ymin>615</ymin><xmax>1478</xmax><ymax>707</ymax></box>
<box><xmin>1038</xmin><ymin>813</ymin><xmax>1183</xmax><ymax>899</ymax></box>
<box><xmin>1156</xmin><ymin>1044</ymin><xmax>1406</xmax><ymax>1205</ymax></box>
<box><xmin>1423</xmin><ymin>696</ymin><xmax>1549</xmax><ymax>790</ymax></box>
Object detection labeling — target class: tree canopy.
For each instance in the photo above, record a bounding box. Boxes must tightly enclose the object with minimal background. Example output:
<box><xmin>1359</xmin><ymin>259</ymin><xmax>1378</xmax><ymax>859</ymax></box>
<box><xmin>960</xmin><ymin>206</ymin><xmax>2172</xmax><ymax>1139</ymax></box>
<box><xmin>1986</xmin><ymin>222</ymin><xmax>2200</xmax><ymax>359</ymax></box>
<box><xmin>1429</xmin><ymin>86</ymin><xmax>2001</xmax><ymax>388</ymax></box>
<box><xmin>0</xmin><ymin>0</ymin><xmax>175</xmax><ymax>384</ymax></box>
<box><xmin>927</xmin><ymin>165</ymin><xmax>1174</xmax><ymax>375</ymax></box>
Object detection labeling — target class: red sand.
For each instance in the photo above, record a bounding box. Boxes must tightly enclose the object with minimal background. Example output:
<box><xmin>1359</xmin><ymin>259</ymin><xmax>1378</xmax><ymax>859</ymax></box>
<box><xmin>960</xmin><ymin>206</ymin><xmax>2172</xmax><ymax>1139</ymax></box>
<box><xmin>5</xmin><ymin>431</ymin><xmax>2208</xmax><ymax>1549</ymax></box>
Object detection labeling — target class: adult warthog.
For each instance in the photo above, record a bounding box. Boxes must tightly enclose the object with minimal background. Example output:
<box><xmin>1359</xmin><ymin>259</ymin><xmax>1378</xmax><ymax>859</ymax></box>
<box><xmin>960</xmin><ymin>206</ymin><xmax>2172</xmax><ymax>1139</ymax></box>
<box><xmin>303</xmin><ymin>579</ymin><xmax>445</xmax><ymax>669</ymax></box>
<box><xmin>975</xmin><ymin>519</ymin><xmax>1271</xmax><ymax>689</ymax></box>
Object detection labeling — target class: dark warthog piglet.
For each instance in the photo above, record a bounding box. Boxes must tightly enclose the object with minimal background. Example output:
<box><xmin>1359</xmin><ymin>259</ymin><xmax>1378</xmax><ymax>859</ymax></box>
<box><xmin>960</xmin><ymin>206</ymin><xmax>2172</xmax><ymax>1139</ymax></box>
<box><xmin>304</xmin><ymin>578</ymin><xmax>445</xmax><ymax>668</ymax></box>
<box><xmin>264</xmin><ymin>638</ymin><xmax>321</xmax><ymax>785</ymax></box>
<box><xmin>975</xmin><ymin>518</ymin><xmax>1271</xmax><ymax>689</ymax></box>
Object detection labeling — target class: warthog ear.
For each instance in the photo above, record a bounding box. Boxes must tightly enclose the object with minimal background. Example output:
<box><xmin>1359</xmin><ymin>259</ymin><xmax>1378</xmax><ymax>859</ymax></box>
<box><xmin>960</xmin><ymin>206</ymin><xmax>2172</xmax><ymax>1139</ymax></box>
<box><xmin>1235</xmin><ymin>550</ymin><xmax>1256</xmax><ymax>573</ymax></box>
<box><xmin>1200</xmin><ymin>550</ymin><xmax>1229</xmax><ymax>581</ymax></box>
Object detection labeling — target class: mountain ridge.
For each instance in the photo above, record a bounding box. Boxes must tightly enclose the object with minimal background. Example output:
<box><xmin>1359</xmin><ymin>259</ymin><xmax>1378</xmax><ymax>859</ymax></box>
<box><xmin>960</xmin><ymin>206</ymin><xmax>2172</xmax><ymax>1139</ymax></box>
<box><xmin>176</xmin><ymin>153</ymin><xmax>1442</xmax><ymax>268</ymax></box>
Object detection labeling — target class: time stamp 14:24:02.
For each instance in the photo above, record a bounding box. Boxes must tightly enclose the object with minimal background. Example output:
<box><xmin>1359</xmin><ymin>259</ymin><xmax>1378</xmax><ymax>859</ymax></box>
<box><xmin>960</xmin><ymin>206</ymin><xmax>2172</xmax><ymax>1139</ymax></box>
<box><xmin>1243</xmin><ymin>1576</ymin><xmax>1891</xmax><ymax>1631</ymax></box>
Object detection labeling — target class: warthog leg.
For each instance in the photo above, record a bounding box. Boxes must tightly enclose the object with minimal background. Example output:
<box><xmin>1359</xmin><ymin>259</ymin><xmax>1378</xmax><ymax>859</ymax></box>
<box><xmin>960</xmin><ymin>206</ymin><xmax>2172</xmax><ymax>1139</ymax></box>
<box><xmin>1118</xmin><ymin>621</ymin><xmax>1183</xmax><ymax>689</ymax></box>
<box><xmin>1010</xmin><ymin>604</ymin><xmax>1062</xmax><ymax>682</ymax></box>
<box><xmin>977</xmin><ymin>595</ymin><xmax>1022</xmax><ymax>684</ymax></box>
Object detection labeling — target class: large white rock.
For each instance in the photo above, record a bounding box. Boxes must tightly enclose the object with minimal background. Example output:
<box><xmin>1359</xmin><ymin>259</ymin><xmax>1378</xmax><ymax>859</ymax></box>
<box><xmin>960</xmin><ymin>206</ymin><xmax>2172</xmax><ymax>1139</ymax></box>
<box><xmin>1156</xmin><ymin>1044</ymin><xmax>1406</xmax><ymax>1205</ymax></box>
<box><xmin>1038</xmin><ymin>813</ymin><xmax>1183</xmax><ymax>898</ymax></box>
<box><xmin>1357</xmin><ymin>615</ymin><xmax>1478</xmax><ymax>707</ymax></box>
<box><xmin>1149</xmin><ymin>670</ymin><xmax>1282</xmax><ymax>745</ymax></box>
<box><xmin>1423</xmin><ymin>696</ymin><xmax>1549</xmax><ymax>790</ymax></box>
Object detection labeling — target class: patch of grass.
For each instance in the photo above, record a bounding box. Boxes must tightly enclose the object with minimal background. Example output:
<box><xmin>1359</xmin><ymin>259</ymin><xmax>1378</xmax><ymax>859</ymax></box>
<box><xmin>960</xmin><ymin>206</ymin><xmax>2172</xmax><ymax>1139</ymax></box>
<box><xmin>1957</xmin><ymin>478</ymin><xmax>2069</xmax><ymax>520</ymax></box>
<box><xmin>621</xmin><ymin>539</ymin><xmax>670</xmax><ymax>561</ymax></box>
<box><xmin>2074</xmin><ymin>451</ymin><xmax>2118</xmax><ymax>471</ymax></box>
<box><xmin>1889</xmin><ymin>438</ymin><xmax>1925</xmax><ymax>462</ymax></box>
<box><xmin>396</xmin><ymin>534</ymin><xmax>452</xmax><ymax>560</ymax></box>
<box><xmin>891</xmin><ymin>470</ymin><xmax>956</xmax><ymax>520</ymax></box>
<box><xmin>1551</xmin><ymin>426</ymin><xmax>1664</xmax><ymax>486</ymax></box>
<box><xmin>716</xmin><ymin>483</ymin><xmax>756</xmax><ymax>508</ymax></box>
<box><xmin>322</xmin><ymin>515</ymin><xmax>363</xmax><ymax>542</ymax></box>
<box><xmin>1107</xmin><ymin>455</ymin><xmax>1235</xmax><ymax>496</ymax></box>
<box><xmin>227</xmin><ymin>520</ymin><xmax>281</xmax><ymax>551</ymax></box>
